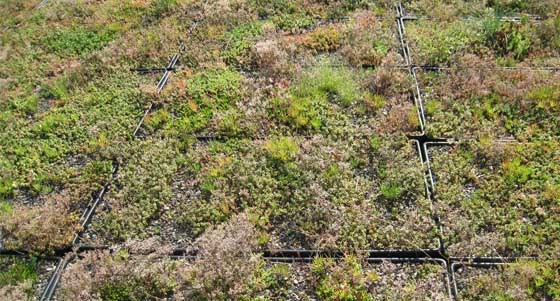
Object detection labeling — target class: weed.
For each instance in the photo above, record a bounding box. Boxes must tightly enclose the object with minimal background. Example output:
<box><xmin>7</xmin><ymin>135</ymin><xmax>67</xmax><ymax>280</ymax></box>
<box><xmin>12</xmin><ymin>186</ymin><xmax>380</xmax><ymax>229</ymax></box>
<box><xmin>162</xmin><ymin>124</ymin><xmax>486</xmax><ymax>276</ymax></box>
<box><xmin>425</xmin><ymin>100</ymin><xmax>442</xmax><ymax>115</ymax></box>
<box><xmin>313</xmin><ymin>256</ymin><xmax>372</xmax><ymax>301</ymax></box>
<box><xmin>99</xmin><ymin>282</ymin><xmax>134</xmax><ymax>301</ymax></box>
<box><xmin>529</xmin><ymin>85</ymin><xmax>560</xmax><ymax>110</ymax></box>
<box><xmin>39</xmin><ymin>77</ymin><xmax>70</xmax><ymax>103</ymax></box>
<box><xmin>502</xmin><ymin>157</ymin><xmax>532</xmax><ymax>185</ymax></box>
<box><xmin>265</xmin><ymin>137</ymin><xmax>299</xmax><ymax>162</ymax></box>
<box><xmin>369</xmin><ymin>136</ymin><xmax>381</xmax><ymax>154</ymax></box>
<box><xmin>9</xmin><ymin>95</ymin><xmax>39</xmax><ymax>115</ymax></box>
<box><xmin>362</xmin><ymin>93</ymin><xmax>386</xmax><ymax>113</ymax></box>
<box><xmin>270</xmin><ymin>95</ymin><xmax>322</xmax><ymax>131</ymax></box>
<box><xmin>483</xmin><ymin>17</ymin><xmax>532</xmax><ymax>60</ymax></box>
<box><xmin>145</xmin><ymin>109</ymin><xmax>171</xmax><ymax>131</ymax></box>
<box><xmin>311</xmin><ymin>257</ymin><xmax>334</xmax><ymax>276</ymax></box>
<box><xmin>407</xmin><ymin>106</ymin><xmax>421</xmax><ymax>129</ymax></box>
<box><xmin>294</xmin><ymin>61</ymin><xmax>361</xmax><ymax>106</ymax></box>
<box><xmin>380</xmin><ymin>182</ymin><xmax>402</xmax><ymax>200</ymax></box>
<box><xmin>148</xmin><ymin>0</ymin><xmax>178</xmax><ymax>20</ymax></box>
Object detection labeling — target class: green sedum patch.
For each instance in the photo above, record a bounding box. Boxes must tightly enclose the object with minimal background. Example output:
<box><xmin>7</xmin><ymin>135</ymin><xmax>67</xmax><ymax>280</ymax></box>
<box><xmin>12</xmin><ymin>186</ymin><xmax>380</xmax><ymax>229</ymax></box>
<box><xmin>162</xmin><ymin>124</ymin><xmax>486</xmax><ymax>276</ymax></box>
<box><xmin>429</xmin><ymin>140</ymin><xmax>560</xmax><ymax>258</ymax></box>
<box><xmin>455</xmin><ymin>261</ymin><xmax>560</xmax><ymax>300</ymax></box>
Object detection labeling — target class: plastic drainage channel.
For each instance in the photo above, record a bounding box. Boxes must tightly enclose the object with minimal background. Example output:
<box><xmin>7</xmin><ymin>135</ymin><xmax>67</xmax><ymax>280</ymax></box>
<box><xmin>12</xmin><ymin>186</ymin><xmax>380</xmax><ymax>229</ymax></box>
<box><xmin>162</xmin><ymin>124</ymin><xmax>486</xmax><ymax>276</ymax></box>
<box><xmin>412</xmin><ymin>65</ymin><xmax>560</xmax><ymax>71</ymax></box>
<box><xmin>39</xmin><ymin>257</ymin><xmax>66</xmax><ymax>301</ymax></box>
<box><xmin>36</xmin><ymin>0</ymin><xmax>48</xmax><ymax>8</ymax></box>
<box><xmin>70</xmin><ymin>164</ymin><xmax>119</xmax><ymax>246</ymax></box>
<box><xmin>131</xmin><ymin>67</ymin><xmax>177</xmax><ymax>74</ymax></box>
<box><xmin>422</xmin><ymin>141</ymin><xmax>455</xmax><ymax>198</ymax></box>
<box><xmin>449</xmin><ymin>257</ymin><xmax>539</xmax><ymax>298</ymax></box>
<box><xmin>396</xmin><ymin>3</ymin><xmax>427</xmax><ymax>137</ymax></box>
<box><xmin>400</xmin><ymin>15</ymin><xmax>544</xmax><ymax>22</ymax></box>
<box><xmin>132</xmin><ymin>51</ymin><xmax>181</xmax><ymax>138</ymax></box>
<box><xmin>389</xmin><ymin>19</ymin><xmax>457</xmax><ymax>287</ymax></box>
<box><xmin>131</xmin><ymin>19</ymin><xmax>202</xmax><ymax>138</ymax></box>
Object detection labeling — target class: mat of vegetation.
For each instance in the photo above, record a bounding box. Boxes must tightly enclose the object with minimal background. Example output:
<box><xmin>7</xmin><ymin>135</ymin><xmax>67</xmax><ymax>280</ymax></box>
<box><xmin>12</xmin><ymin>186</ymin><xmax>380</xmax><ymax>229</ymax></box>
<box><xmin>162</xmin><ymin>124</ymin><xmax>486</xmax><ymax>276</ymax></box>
<box><xmin>428</xmin><ymin>141</ymin><xmax>560</xmax><ymax>258</ymax></box>
<box><xmin>0</xmin><ymin>1</ymin><xmax>198</xmax><ymax>253</ymax></box>
<box><xmin>136</xmin><ymin>8</ymin><xmax>409</xmax><ymax>138</ymax></box>
<box><xmin>140</xmin><ymin>58</ymin><xmax>415</xmax><ymax>140</ymax></box>
<box><xmin>405</xmin><ymin>0</ymin><xmax>560</xmax><ymax>19</ymax></box>
<box><xmin>453</xmin><ymin>261</ymin><xmax>560</xmax><ymax>300</ymax></box>
<box><xmin>0</xmin><ymin>256</ymin><xmax>58</xmax><ymax>300</ymax></box>
<box><xmin>417</xmin><ymin>64</ymin><xmax>560</xmax><ymax>141</ymax></box>
<box><xmin>84</xmin><ymin>133</ymin><xmax>437</xmax><ymax>251</ymax></box>
<box><xmin>406</xmin><ymin>17</ymin><xmax>560</xmax><ymax>67</ymax></box>
<box><xmin>1</xmin><ymin>0</ymin><xmax>419</xmax><ymax>254</ymax></box>
<box><xmin>78</xmin><ymin>3</ymin><xmax>436</xmax><ymax>252</ymax></box>
<box><xmin>60</xmin><ymin>216</ymin><xmax>448</xmax><ymax>300</ymax></box>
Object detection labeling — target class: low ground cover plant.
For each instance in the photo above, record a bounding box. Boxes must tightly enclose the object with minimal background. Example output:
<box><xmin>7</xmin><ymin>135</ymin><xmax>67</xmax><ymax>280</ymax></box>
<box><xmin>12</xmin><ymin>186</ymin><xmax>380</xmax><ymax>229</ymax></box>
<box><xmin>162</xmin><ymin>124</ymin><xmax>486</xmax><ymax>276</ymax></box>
<box><xmin>428</xmin><ymin>140</ymin><xmax>560</xmax><ymax>258</ymax></box>
<box><xmin>453</xmin><ymin>260</ymin><xmax>560</xmax><ymax>300</ymax></box>
<box><xmin>86</xmin><ymin>133</ymin><xmax>436</xmax><ymax>251</ymax></box>
<box><xmin>0</xmin><ymin>70</ymin><xmax>151</xmax><ymax>253</ymax></box>
<box><xmin>59</xmin><ymin>254</ymin><xmax>451</xmax><ymax>300</ymax></box>
<box><xmin>142</xmin><ymin>55</ymin><xmax>416</xmax><ymax>141</ymax></box>
<box><xmin>417</xmin><ymin>61</ymin><xmax>560</xmax><ymax>141</ymax></box>
<box><xmin>407</xmin><ymin>16</ymin><xmax>560</xmax><ymax>67</ymax></box>
<box><xmin>0</xmin><ymin>0</ymin><xmax>202</xmax><ymax>254</ymax></box>
<box><xmin>0</xmin><ymin>0</ymin><xmax>166</xmax><ymax>113</ymax></box>
<box><xmin>61</xmin><ymin>216</ymin><xmax>448</xmax><ymax>300</ymax></box>
<box><xmin>7</xmin><ymin>0</ymin><xmax>560</xmax><ymax>299</ymax></box>
<box><xmin>0</xmin><ymin>256</ymin><xmax>57</xmax><ymax>300</ymax></box>
<box><xmin>405</xmin><ymin>0</ymin><xmax>560</xmax><ymax>19</ymax></box>
<box><xmin>80</xmin><ymin>6</ymin><xmax>428</xmax><ymax>253</ymax></box>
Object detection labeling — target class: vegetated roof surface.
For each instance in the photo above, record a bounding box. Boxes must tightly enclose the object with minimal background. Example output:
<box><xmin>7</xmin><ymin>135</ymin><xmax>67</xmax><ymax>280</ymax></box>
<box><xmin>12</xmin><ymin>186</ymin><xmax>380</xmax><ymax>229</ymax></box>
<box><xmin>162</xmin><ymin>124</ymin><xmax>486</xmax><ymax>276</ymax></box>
<box><xmin>0</xmin><ymin>0</ymin><xmax>559</xmax><ymax>300</ymax></box>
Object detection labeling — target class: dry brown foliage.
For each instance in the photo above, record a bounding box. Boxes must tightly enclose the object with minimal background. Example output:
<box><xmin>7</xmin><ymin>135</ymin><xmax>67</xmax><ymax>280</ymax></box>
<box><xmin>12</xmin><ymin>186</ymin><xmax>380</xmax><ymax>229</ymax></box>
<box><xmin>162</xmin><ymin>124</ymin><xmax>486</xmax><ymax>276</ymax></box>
<box><xmin>0</xmin><ymin>192</ymin><xmax>80</xmax><ymax>253</ymax></box>
<box><xmin>184</xmin><ymin>212</ymin><xmax>262</xmax><ymax>298</ymax></box>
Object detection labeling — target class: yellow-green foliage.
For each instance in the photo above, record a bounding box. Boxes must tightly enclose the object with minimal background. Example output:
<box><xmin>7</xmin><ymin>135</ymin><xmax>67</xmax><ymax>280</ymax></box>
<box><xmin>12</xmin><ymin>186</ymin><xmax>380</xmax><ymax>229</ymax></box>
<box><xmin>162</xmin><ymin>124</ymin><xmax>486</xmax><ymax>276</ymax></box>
<box><xmin>530</xmin><ymin>84</ymin><xmax>560</xmax><ymax>110</ymax></box>
<box><xmin>294</xmin><ymin>60</ymin><xmax>361</xmax><ymax>106</ymax></box>
<box><xmin>303</xmin><ymin>25</ymin><xmax>343</xmax><ymax>53</ymax></box>
<box><xmin>264</xmin><ymin>137</ymin><xmax>299</xmax><ymax>162</ymax></box>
